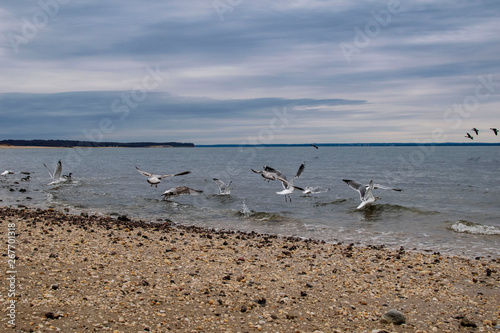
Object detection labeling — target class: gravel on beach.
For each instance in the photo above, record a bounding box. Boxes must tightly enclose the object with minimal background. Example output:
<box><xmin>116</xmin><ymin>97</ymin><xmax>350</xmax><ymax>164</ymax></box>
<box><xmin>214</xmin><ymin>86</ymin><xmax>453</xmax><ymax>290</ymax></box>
<box><xmin>1</xmin><ymin>206</ymin><xmax>499</xmax><ymax>332</ymax></box>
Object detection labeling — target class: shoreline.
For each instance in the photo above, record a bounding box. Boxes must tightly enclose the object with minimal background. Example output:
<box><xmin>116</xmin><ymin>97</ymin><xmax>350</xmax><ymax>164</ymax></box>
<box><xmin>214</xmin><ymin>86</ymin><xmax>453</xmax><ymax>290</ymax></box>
<box><xmin>1</xmin><ymin>206</ymin><xmax>498</xmax><ymax>332</ymax></box>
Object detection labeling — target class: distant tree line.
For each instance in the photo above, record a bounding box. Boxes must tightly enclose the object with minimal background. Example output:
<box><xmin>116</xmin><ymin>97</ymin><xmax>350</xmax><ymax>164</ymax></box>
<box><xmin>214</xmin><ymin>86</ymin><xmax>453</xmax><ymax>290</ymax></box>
<box><xmin>0</xmin><ymin>139</ymin><xmax>195</xmax><ymax>148</ymax></box>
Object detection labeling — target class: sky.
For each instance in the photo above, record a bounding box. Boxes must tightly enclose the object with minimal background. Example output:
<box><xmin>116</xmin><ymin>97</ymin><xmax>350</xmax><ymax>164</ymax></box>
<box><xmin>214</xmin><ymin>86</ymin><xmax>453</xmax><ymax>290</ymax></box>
<box><xmin>0</xmin><ymin>0</ymin><xmax>499</xmax><ymax>145</ymax></box>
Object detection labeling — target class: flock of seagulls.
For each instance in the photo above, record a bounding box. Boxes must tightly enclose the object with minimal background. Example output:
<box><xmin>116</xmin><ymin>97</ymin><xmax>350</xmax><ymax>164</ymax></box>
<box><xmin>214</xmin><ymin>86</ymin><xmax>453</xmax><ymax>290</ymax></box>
<box><xmin>465</xmin><ymin>127</ymin><xmax>498</xmax><ymax>140</ymax></box>
<box><xmin>3</xmin><ymin>155</ymin><xmax>403</xmax><ymax>210</ymax></box>
<box><xmin>251</xmin><ymin>162</ymin><xmax>401</xmax><ymax>208</ymax></box>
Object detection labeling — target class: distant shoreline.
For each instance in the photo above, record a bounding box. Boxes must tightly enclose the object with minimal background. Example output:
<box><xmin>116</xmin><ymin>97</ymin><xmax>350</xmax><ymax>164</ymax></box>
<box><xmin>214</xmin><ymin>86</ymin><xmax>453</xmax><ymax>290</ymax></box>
<box><xmin>0</xmin><ymin>145</ymin><xmax>183</xmax><ymax>149</ymax></box>
<box><xmin>0</xmin><ymin>139</ymin><xmax>195</xmax><ymax>148</ymax></box>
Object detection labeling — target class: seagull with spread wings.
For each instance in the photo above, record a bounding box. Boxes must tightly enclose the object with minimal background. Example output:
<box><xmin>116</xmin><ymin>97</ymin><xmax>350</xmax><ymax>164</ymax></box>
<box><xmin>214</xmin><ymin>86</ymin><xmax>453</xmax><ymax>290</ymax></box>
<box><xmin>275</xmin><ymin>162</ymin><xmax>306</xmax><ymax>202</ymax></box>
<box><xmin>136</xmin><ymin>167</ymin><xmax>191</xmax><ymax>187</ymax></box>
<box><xmin>213</xmin><ymin>178</ymin><xmax>232</xmax><ymax>195</ymax></box>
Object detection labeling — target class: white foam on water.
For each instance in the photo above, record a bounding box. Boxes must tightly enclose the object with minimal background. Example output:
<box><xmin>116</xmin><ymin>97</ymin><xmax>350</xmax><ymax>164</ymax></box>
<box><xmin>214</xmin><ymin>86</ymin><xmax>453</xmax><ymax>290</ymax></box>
<box><xmin>450</xmin><ymin>220</ymin><xmax>500</xmax><ymax>235</ymax></box>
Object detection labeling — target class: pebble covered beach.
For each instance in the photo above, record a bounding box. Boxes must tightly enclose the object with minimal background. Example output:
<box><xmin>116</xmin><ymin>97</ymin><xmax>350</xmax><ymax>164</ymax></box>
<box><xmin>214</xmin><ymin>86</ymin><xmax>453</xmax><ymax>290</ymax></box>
<box><xmin>1</xmin><ymin>206</ymin><xmax>499</xmax><ymax>332</ymax></box>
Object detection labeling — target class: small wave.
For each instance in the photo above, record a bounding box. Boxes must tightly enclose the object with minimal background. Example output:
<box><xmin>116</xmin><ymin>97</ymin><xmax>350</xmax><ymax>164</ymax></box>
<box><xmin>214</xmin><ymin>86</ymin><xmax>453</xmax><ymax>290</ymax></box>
<box><xmin>449</xmin><ymin>220</ymin><xmax>500</xmax><ymax>235</ymax></box>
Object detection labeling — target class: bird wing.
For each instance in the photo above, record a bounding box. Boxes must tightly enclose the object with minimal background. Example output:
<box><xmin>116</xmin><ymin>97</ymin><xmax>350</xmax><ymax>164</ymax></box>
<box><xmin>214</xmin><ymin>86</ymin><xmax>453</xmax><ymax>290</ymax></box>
<box><xmin>213</xmin><ymin>178</ymin><xmax>226</xmax><ymax>190</ymax></box>
<box><xmin>264</xmin><ymin>165</ymin><xmax>284</xmax><ymax>178</ymax></box>
<box><xmin>158</xmin><ymin>171</ymin><xmax>191</xmax><ymax>179</ymax></box>
<box><xmin>53</xmin><ymin>160</ymin><xmax>62</xmax><ymax>181</ymax></box>
<box><xmin>136</xmin><ymin>167</ymin><xmax>153</xmax><ymax>177</ymax></box>
<box><xmin>188</xmin><ymin>188</ymin><xmax>203</xmax><ymax>195</ymax></box>
<box><xmin>343</xmin><ymin>179</ymin><xmax>366</xmax><ymax>200</ymax></box>
<box><xmin>373</xmin><ymin>184</ymin><xmax>403</xmax><ymax>191</ymax></box>
<box><xmin>43</xmin><ymin>163</ymin><xmax>54</xmax><ymax>179</ymax></box>
<box><xmin>343</xmin><ymin>179</ymin><xmax>363</xmax><ymax>191</ymax></box>
<box><xmin>294</xmin><ymin>162</ymin><xmax>305</xmax><ymax>179</ymax></box>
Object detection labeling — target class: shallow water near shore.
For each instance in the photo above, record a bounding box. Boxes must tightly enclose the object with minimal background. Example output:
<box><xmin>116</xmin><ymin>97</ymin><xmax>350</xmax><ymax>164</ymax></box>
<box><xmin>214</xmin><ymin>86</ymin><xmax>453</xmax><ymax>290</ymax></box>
<box><xmin>1</xmin><ymin>146</ymin><xmax>499</xmax><ymax>258</ymax></box>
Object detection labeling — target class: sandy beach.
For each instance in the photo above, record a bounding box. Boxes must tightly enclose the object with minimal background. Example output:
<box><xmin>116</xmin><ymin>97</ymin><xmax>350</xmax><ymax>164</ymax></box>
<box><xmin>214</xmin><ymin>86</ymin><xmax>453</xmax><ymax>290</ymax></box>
<box><xmin>0</xmin><ymin>206</ymin><xmax>498</xmax><ymax>332</ymax></box>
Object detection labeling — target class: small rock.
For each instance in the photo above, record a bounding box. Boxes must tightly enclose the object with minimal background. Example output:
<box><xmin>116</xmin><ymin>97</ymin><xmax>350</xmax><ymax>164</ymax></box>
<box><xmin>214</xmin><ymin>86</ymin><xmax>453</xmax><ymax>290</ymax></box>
<box><xmin>460</xmin><ymin>317</ymin><xmax>477</xmax><ymax>328</ymax></box>
<box><xmin>44</xmin><ymin>312</ymin><xmax>61</xmax><ymax>319</ymax></box>
<box><xmin>380</xmin><ymin>309</ymin><xmax>406</xmax><ymax>325</ymax></box>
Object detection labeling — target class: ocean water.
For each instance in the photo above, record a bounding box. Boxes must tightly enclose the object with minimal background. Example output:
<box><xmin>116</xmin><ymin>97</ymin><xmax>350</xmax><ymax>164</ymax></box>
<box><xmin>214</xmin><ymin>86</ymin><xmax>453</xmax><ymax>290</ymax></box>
<box><xmin>1</xmin><ymin>146</ymin><xmax>499</xmax><ymax>258</ymax></box>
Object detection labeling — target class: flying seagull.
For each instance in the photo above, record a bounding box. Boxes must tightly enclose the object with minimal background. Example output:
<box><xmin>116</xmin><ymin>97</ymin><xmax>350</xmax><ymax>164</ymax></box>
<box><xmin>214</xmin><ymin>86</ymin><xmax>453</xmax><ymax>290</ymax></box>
<box><xmin>213</xmin><ymin>178</ymin><xmax>232</xmax><ymax>195</ymax></box>
<box><xmin>491</xmin><ymin>128</ymin><xmax>499</xmax><ymax>136</ymax></box>
<box><xmin>471</xmin><ymin>128</ymin><xmax>479</xmax><ymax>135</ymax></box>
<box><xmin>275</xmin><ymin>162</ymin><xmax>306</xmax><ymax>202</ymax></box>
<box><xmin>136</xmin><ymin>167</ymin><xmax>191</xmax><ymax>187</ymax></box>
<box><xmin>342</xmin><ymin>179</ymin><xmax>377</xmax><ymax>209</ymax></box>
<box><xmin>465</xmin><ymin>133</ymin><xmax>474</xmax><ymax>140</ymax></box>
<box><xmin>44</xmin><ymin>160</ymin><xmax>67</xmax><ymax>185</ymax></box>
<box><xmin>251</xmin><ymin>165</ymin><xmax>284</xmax><ymax>182</ymax></box>
<box><xmin>162</xmin><ymin>186</ymin><xmax>203</xmax><ymax>200</ymax></box>
<box><xmin>303</xmin><ymin>186</ymin><xmax>330</xmax><ymax>195</ymax></box>
<box><xmin>311</xmin><ymin>144</ymin><xmax>319</xmax><ymax>149</ymax></box>
<box><xmin>342</xmin><ymin>179</ymin><xmax>403</xmax><ymax>209</ymax></box>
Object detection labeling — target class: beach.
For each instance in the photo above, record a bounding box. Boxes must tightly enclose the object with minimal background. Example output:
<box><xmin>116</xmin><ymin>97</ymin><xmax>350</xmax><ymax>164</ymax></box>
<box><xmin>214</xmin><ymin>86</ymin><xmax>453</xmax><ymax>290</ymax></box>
<box><xmin>0</xmin><ymin>206</ymin><xmax>498</xmax><ymax>332</ymax></box>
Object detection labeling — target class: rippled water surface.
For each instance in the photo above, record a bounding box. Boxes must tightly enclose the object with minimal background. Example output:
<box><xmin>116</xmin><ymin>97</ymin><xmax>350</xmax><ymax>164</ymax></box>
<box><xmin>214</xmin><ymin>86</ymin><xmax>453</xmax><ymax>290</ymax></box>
<box><xmin>1</xmin><ymin>146</ymin><xmax>499</xmax><ymax>258</ymax></box>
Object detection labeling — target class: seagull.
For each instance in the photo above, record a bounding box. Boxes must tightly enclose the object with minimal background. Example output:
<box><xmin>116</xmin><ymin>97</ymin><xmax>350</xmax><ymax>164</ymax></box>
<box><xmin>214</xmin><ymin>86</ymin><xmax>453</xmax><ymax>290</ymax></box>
<box><xmin>303</xmin><ymin>186</ymin><xmax>330</xmax><ymax>195</ymax></box>
<box><xmin>162</xmin><ymin>186</ymin><xmax>203</xmax><ymax>200</ymax></box>
<box><xmin>465</xmin><ymin>133</ymin><xmax>474</xmax><ymax>140</ymax></box>
<box><xmin>342</xmin><ymin>179</ymin><xmax>378</xmax><ymax>209</ymax></box>
<box><xmin>275</xmin><ymin>162</ymin><xmax>306</xmax><ymax>202</ymax></box>
<box><xmin>491</xmin><ymin>128</ymin><xmax>499</xmax><ymax>136</ymax></box>
<box><xmin>251</xmin><ymin>165</ymin><xmax>283</xmax><ymax>182</ymax></box>
<box><xmin>471</xmin><ymin>128</ymin><xmax>479</xmax><ymax>135</ymax></box>
<box><xmin>136</xmin><ymin>167</ymin><xmax>191</xmax><ymax>187</ymax></box>
<box><xmin>213</xmin><ymin>178</ymin><xmax>232</xmax><ymax>195</ymax></box>
<box><xmin>44</xmin><ymin>160</ymin><xmax>67</xmax><ymax>185</ymax></box>
<box><xmin>343</xmin><ymin>179</ymin><xmax>402</xmax><ymax>209</ymax></box>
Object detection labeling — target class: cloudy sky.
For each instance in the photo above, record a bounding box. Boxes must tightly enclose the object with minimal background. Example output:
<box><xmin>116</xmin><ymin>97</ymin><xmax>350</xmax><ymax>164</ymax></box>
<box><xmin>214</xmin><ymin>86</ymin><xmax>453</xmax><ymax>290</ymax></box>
<box><xmin>1</xmin><ymin>0</ymin><xmax>499</xmax><ymax>144</ymax></box>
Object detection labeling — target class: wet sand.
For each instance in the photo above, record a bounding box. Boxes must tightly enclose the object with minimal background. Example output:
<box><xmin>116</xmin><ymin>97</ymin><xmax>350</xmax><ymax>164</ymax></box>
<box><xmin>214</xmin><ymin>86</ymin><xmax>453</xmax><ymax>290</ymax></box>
<box><xmin>1</xmin><ymin>206</ymin><xmax>499</xmax><ymax>332</ymax></box>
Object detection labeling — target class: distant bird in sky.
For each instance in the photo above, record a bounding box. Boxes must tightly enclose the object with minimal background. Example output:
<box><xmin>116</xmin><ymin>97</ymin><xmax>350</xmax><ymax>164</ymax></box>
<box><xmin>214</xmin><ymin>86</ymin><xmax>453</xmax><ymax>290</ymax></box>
<box><xmin>136</xmin><ymin>167</ymin><xmax>191</xmax><ymax>187</ymax></box>
<box><xmin>491</xmin><ymin>128</ymin><xmax>499</xmax><ymax>136</ymax></box>
<box><xmin>213</xmin><ymin>178</ymin><xmax>232</xmax><ymax>195</ymax></box>
<box><xmin>471</xmin><ymin>128</ymin><xmax>479</xmax><ymax>135</ymax></box>
<box><xmin>465</xmin><ymin>133</ymin><xmax>474</xmax><ymax>140</ymax></box>
<box><xmin>311</xmin><ymin>144</ymin><xmax>319</xmax><ymax>149</ymax></box>
<box><xmin>162</xmin><ymin>186</ymin><xmax>203</xmax><ymax>200</ymax></box>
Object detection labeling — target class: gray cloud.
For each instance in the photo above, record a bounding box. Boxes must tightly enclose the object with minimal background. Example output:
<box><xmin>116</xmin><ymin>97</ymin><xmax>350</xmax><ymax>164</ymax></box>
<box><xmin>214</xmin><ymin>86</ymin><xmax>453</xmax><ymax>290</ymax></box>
<box><xmin>0</xmin><ymin>0</ymin><xmax>499</xmax><ymax>143</ymax></box>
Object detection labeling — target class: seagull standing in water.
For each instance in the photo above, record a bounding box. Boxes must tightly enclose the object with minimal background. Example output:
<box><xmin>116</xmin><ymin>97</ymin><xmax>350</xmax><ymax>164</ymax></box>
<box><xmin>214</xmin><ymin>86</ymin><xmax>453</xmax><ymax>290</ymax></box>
<box><xmin>44</xmin><ymin>160</ymin><xmax>67</xmax><ymax>185</ymax></box>
<box><xmin>213</xmin><ymin>178</ymin><xmax>232</xmax><ymax>195</ymax></box>
<box><xmin>275</xmin><ymin>162</ymin><xmax>305</xmax><ymax>202</ymax></box>
<box><xmin>136</xmin><ymin>167</ymin><xmax>191</xmax><ymax>187</ymax></box>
